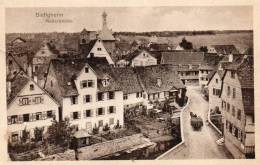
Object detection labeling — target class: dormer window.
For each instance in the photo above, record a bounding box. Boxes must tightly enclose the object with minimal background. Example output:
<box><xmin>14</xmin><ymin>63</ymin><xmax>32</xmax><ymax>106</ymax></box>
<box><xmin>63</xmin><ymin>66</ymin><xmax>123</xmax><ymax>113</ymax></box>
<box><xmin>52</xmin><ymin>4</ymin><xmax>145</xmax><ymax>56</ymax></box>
<box><xmin>157</xmin><ymin>78</ymin><xmax>162</xmax><ymax>87</ymax></box>
<box><xmin>30</xmin><ymin>84</ymin><xmax>34</xmax><ymax>90</ymax></box>
<box><xmin>102</xmin><ymin>77</ymin><xmax>110</xmax><ymax>87</ymax></box>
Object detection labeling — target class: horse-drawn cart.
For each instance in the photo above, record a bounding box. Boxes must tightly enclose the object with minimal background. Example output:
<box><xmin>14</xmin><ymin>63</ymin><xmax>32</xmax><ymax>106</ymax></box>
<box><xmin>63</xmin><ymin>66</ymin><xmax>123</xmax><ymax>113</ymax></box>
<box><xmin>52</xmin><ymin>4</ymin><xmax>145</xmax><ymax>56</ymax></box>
<box><xmin>190</xmin><ymin>112</ymin><xmax>203</xmax><ymax>130</ymax></box>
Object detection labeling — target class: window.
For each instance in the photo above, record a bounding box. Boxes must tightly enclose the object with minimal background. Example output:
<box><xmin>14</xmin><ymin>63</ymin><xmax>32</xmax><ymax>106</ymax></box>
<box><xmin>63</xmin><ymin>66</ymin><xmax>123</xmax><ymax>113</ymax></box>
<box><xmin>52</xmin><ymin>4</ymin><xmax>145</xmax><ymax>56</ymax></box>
<box><xmin>97</xmin><ymin>48</ymin><xmax>102</xmax><ymax>51</ymax></box>
<box><xmin>11</xmin><ymin>115</ymin><xmax>18</xmax><ymax>124</ymax></box>
<box><xmin>9</xmin><ymin>60</ymin><xmax>13</xmax><ymax>65</ymax></box>
<box><xmin>231</xmin><ymin>71</ymin><xmax>235</xmax><ymax>78</ymax></box>
<box><xmin>201</xmin><ymin>77</ymin><xmax>204</xmax><ymax>80</ymax></box>
<box><xmin>47</xmin><ymin>111</ymin><xmax>53</xmax><ymax>118</ymax></box>
<box><xmin>234</xmin><ymin>127</ymin><xmax>238</xmax><ymax>138</ymax></box>
<box><xmin>11</xmin><ymin>133</ymin><xmax>19</xmax><ymax>142</ymax></box>
<box><xmin>109</xmin><ymin>118</ymin><xmax>114</xmax><ymax>125</ymax></box>
<box><xmin>73</xmin><ymin>112</ymin><xmax>80</xmax><ymax>120</ymax></box>
<box><xmin>23</xmin><ymin>114</ymin><xmax>29</xmax><ymax>122</ymax></box>
<box><xmin>108</xmin><ymin>92</ymin><xmax>115</xmax><ymax>100</ymax></box>
<box><xmin>30</xmin><ymin>84</ymin><xmax>34</xmax><ymax>91</ymax></box>
<box><xmin>213</xmin><ymin>88</ymin><xmax>215</xmax><ymax>95</ymax></box>
<box><xmin>50</xmin><ymin>80</ymin><xmax>53</xmax><ymax>87</ymax></box>
<box><xmin>216</xmin><ymin>79</ymin><xmax>218</xmax><ymax>84</ymax></box>
<box><xmin>232</xmin><ymin>106</ymin><xmax>236</xmax><ymax>117</ymax></box>
<box><xmin>97</xmin><ymin>93</ymin><xmax>104</xmax><ymax>101</ymax></box>
<box><xmin>84</xmin><ymin>95</ymin><xmax>92</xmax><ymax>103</ymax></box>
<box><xmin>85</xmin><ymin>109</ymin><xmax>92</xmax><ymax>117</ymax></box>
<box><xmin>136</xmin><ymin>92</ymin><xmax>140</xmax><ymax>98</ymax></box>
<box><xmin>123</xmin><ymin>94</ymin><xmax>128</xmax><ymax>100</ymax></box>
<box><xmin>87</xmin><ymin>80</ymin><xmax>94</xmax><ymax>87</ymax></box>
<box><xmin>98</xmin><ymin>120</ymin><xmax>103</xmax><ymax>127</ymax></box>
<box><xmin>97</xmin><ymin>108</ymin><xmax>105</xmax><ymax>116</ymax></box>
<box><xmin>35</xmin><ymin>97</ymin><xmax>42</xmax><ymax>104</ymax></box>
<box><xmin>71</xmin><ymin>96</ymin><xmax>78</xmax><ymax>105</ymax></box>
<box><xmin>81</xmin><ymin>80</ymin><xmax>88</xmax><ymax>88</ymax></box>
<box><xmin>102</xmin><ymin>78</ymin><xmax>110</xmax><ymax>87</ymax></box>
<box><xmin>227</xmin><ymin>86</ymin><xmax>231</xmax><ymax>96</ymax></box>
<box><xmin>85</xmin><ymin>67</ymin><xmax>89</xmax><ymax>73</ymax></box>
<box><xmin>36</xmin><ymin>112</ymin><xmax>42</xmax><ymax>120</ymax></box>
<box><xmin>237</xmin><ymin>109</ymin><xmax>241</xmax><ymax>120</ymax></box>
<box><xmin>108</xmin><ymin>106</ymin><xmax>116</xmax><ymax>114</ymax></box>
<box><xmin>232</xmin><ymin>88</ymin><xmax>236</xmax><ymax>98</ymax></box>
<box><xmin>227</xmin><ymin>103</ymin><xmax>230</xmax><ymax>112</ymax></box>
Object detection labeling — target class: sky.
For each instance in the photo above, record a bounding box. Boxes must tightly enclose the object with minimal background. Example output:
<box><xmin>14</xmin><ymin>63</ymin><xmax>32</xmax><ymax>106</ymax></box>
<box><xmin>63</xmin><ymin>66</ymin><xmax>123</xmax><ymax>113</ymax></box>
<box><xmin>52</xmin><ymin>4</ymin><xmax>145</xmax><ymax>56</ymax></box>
<box><xmin>5</xmin><ymin>6</ymin><xmax>253</xmax><ymax>33</ymax></box>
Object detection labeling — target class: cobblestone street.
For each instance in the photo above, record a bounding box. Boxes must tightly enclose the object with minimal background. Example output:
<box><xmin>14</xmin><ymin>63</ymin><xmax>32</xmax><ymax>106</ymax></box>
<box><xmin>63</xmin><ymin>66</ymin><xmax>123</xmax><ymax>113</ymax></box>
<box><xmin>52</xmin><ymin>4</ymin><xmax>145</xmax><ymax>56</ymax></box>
<box><xmin>160</xmin><ymin>86</ymin><xmax>233</xmax><ymax>159</ymax></box>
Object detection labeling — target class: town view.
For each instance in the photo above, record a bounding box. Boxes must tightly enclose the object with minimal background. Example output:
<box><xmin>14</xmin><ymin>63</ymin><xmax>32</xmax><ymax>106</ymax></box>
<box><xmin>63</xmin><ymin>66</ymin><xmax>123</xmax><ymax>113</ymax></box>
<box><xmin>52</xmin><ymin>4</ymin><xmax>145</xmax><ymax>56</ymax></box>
<box><xmin>6</xmin><ymin>7</ymin><xmax>254</xmax><ymax>160</ymax></box>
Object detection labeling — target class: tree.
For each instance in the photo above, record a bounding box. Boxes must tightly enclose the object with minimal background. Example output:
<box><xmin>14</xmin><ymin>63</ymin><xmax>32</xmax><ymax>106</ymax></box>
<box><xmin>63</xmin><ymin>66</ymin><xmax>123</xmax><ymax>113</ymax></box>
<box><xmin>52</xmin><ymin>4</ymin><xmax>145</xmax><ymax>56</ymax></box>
<box><xmin>199</xmin><ymin>46</ymin><xmax>208</xmax><ymax>52</ymax></box>
<box><xmin>20</xmin><ymin>129</ymin><xmax>30</xmax><ymax>143</ymax></box>
<box><xmin>34</xmin><ymin>127</ymin><xmax>44</xmax><ymax>142</ymax></box>
<box><xmin>179</xmin><ymin>37</ymin><xmax>193</xmax><ymax>50</ymax></box>
<box><xmin>47</xmin><ymin>117</ymin><xmax>72</xmax><ymax>147</ymax></box>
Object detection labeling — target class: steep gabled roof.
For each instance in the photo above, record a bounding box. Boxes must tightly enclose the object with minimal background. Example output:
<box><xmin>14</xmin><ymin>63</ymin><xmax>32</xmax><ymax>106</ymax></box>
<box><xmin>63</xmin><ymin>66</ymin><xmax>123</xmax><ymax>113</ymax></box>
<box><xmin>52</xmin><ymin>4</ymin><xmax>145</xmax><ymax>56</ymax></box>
<box><xmin>7</xmin><ymin>71</ymin><xmax>29</xmax><ymax>103</ymax></box>
<box><xmin>136</xmin><ymin>65</ymin><xmax>185</xmax><ymax>94</ymax></box>
<box><xmin>98</xmin><ymin>26</ymin><xmax>115</xmax><ymax>41</ymax></box>
<box><xmin>161</xmin><ymin>51</ymin><xmax>204</xmax><ymax>65</ymax></box>
<box><xmin>79</xmin><ymin>39</ymin><xmax>98</xmax><ymax>56</ymax></box>
<box><xmin>243</xmin><ymin>47</ymin><xmax>253</xmax><ymax>55</ymax></box>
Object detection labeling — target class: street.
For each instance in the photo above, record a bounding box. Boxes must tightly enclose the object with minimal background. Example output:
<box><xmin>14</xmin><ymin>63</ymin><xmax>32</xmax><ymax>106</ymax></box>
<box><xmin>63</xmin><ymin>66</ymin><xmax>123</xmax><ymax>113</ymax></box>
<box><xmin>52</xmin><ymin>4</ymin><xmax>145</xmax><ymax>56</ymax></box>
<box><xmin>160</xmin><ymin>86</ymin><xmax>233</xmax><ymax>159</ymax></box>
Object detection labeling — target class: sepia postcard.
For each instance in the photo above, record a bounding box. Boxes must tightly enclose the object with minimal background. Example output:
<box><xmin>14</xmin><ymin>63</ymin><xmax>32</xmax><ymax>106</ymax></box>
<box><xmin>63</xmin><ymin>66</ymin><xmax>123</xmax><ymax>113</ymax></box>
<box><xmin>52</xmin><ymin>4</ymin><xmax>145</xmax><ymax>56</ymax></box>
<box><xmin>0</xmin><ymin>0</ymin><xmax>259</xmax><ymax>164</ymax></box>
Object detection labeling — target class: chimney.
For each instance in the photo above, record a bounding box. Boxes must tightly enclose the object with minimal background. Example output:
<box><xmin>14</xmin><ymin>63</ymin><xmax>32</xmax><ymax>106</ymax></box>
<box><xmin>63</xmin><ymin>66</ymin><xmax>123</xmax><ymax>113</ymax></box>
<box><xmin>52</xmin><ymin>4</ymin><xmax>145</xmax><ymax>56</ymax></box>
<box><xmin>27</xmin><ymin>64</ymin><xmax>32</xmax><ymax>78</ymax></box>
<box><xmin>33</xmin><ymin>75</ymin><xmax>38</xmax><ymax>83</ymax></box>
<box><xmin>228</xmin><ymin>54</ymin><xmax>233</xmax><ymax>62</ymax></box>
<box><xmin>7</xmin><ymin>81</ymin><xmax>11</xmax><ymax>98</ymax></box>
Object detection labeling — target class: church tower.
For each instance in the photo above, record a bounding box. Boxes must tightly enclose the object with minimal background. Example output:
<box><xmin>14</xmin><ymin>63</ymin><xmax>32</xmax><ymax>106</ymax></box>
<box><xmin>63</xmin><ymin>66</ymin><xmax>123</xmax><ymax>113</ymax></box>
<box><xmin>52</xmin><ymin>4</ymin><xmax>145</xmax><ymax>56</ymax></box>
<box><xmin>98</xmin><ymin>11</ymin><xmax>116</xmax><ymax>54</ymax></box>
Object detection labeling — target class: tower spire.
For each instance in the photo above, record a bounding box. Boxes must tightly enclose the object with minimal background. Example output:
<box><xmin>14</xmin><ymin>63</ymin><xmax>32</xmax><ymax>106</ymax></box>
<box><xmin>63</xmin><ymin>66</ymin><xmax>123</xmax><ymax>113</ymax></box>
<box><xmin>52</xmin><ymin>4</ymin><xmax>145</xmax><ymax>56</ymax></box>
<box><xmin>102</xmin><ymin>11</ymin><xmax>107</xmax><ymax>28</ymax></box>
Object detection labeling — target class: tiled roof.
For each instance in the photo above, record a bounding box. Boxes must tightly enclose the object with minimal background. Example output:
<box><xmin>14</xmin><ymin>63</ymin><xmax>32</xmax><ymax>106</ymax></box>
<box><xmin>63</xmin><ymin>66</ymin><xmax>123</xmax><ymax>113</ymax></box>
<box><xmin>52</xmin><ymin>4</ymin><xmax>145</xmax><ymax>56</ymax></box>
<box><xmin>110</xmin><ymin>67</ymin><xmax>143</xmax><ymax>94</ymax></box>
<box><xmin>211</xmin><ymin>44</ymin><xmax>239</xmax><ymax>55</ymax></box>
<box><xmin>243</xmin><ymin>47</ymin><xmax>253</xmax><ymax>55</ymax></box>
<box><xmin>206</xmin><ymin>70</ymin><xmax>224</xmax><ymax>86</ymax></box>
<box><xmin>7</xmin><ymin>71</ymin><xmax>29</xmax><ymax>104</ymax></box>
<box><xmin>242</xmin><ymin>88</ymin><xmax>254</xmax><ymax>115</ymax></box>
<box><xmin>236</xmin><ymin>56</ymin><xmax>254</xmax><ymax>89</ymax></box>
<box><xmin>161</xmin><ymin>51</ymin><xmax>204</xmax><ymax>65</ymax></box>
<box><xmin>79</xmin><ymin>39</ymin><xmax>97</xmax><ymax>56</ymax></box>
<box><xmin>98</xmin><ymin>26</ymin><xmax>115</xmax><ymax>41</ymax></box>
<box><xmin>135</xmin><ymin>65</ymin><xmax>185</xmax><ymax>94</ymax></box>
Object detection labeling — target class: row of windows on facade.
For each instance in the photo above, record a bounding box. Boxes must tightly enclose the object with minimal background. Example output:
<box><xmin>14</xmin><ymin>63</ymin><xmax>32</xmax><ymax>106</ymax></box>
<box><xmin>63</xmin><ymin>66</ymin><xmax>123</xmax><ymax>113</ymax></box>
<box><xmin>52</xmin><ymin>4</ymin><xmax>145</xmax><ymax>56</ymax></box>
<box><xmin>200</xmin><ymin>77</ymin><xmax>208</xmax><ymax>81</ymax></box>
<box><xmin>222</xmin><ymin>100</ymin><xmax>242</xmax><ymax>120</ymax></box>
<box><xmin>178</xmin><ymin>71</ymin><xmax>198</xmax><ymax>76</ymax></box>
<box><xmin>226</xmin><ymin>120</ymin><xmax>245</xmax><ymax>144</ymax></box>
<box><xmin>200</xmin><ymin>70</ymin><xmax>210</xmax><ymax>74</ymax></box>
<box><xmin>8</xmin><ymin>110</ymin><xmax>55</xmax><ymax>125</ymax></box>
<box><xmin>72</xmin><ymin>118</ymin><xmax>116</xmax><ymax>130</ymax></box>
<box><xmin>123</xmin><ymin>92</ymin><xmax>143</xmax><ymax>100</ymax></box>
<box><xmin>18</xmin><ymin>96</ymin><xmax>44</xmax><ymax>106</ymax></box>
<box><xmin>71</xmin><ymin>91</ymin><xmax>116</xmax><ymax>104</ymax></box>
<box><xmin>70</xmin><ymin>106</ymin><xmax>116</xmax><ymax>120</ymax></box>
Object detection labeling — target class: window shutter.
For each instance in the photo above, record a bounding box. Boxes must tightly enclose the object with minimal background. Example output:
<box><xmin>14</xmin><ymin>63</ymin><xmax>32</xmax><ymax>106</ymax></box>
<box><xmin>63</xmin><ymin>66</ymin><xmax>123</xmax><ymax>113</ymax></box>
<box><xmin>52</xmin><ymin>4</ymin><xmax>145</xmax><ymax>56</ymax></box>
<box><xmin>102</xmin><ymin>108</ymin><xmax>105</xmax><ymax>115</ymax></box>
<box><xmin>41</xmin><ymin>97</ymin><xmax>44</xmax><ymax>104</ymax></box>
<box><xmin>70</xmin><ymin>112</ymin><xmax>73</xmax><ymax>120</ymax></box>
<box><xmin>32</xmin><ymin>113</ymin><xmax>36</xmax><ymax>121</ymax></box>
<box><xmin>114</xmin><ymin>106</ymin><xmax>116</xmax><ymax>113</ymax></box>
<box><xmin>42</xmin><ymin>111</ymin><xmax>47</xmax><ymax>120</ymax></box>
<box><xmin>18</xmin><ymin>115</ymin><xmax>23</xmax><ymax>124</ymax></box>
<box><xmin>78</xmin><ymin>111</ymin><xmax>81</xmax><ymax>119</ymax></box>
<box><xmin>18</xmin><ymin>99</ymin><xmax>23</xmax><ymax>106</ymax></box>
<box><xmin>83</xmin><ymin>110</ymin><xmax>86</xmax><ymax>118</ymax></box>
<box><xmin>7</xmin><ymin>116</ymin><xmax>11</xmax><ymax>125</ymax></box>
<box><xmin>96</xmin><ymin>109</ymin><xmax>98</xmax><ymax>116</ymax></box>
<box><xmin>90</xmin><ymin>95</ymin><xmax>92</xmax><ymax>102</ymax></box>
<box><xmin>80</xmin><ymin>82</ymin><xmax>83</xmax><ymax>89</ymax></box>
<box><xmin>29</xmin><ymin>113</ymin><xmax>33</xmax><ymax>122</ymax></box>
<box><xmin>83</xmin><ymin>95</ymin><xmax>85</xmax><ymax>104</ymax></box>
<box><xmin>90</xmin><ymin>110</ymin><xmax>93</xmax><ymax>117</ymax></box>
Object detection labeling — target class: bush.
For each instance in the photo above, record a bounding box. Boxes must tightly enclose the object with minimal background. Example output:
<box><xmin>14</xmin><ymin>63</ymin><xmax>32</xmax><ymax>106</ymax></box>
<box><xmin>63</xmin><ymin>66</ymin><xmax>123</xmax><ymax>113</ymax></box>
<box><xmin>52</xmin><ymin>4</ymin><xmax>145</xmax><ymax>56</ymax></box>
<box><xmin>114</xmin><ymin>120</ymin><xmax>121</xmax><ymax>129</ymax></box>
<box><xmin>103</xmin><ymin>123</ymin><xmax>110</xmax><ymax>132</ymax></box>
<box><xmin>93</xmin><ymin>124</ymin><xmax>99</xmax><ymax>134</ymax></box>
<box><xmin>34</xmin><ymin>127</ymin><xmax>44</xmax><ymax>142</ymax></box>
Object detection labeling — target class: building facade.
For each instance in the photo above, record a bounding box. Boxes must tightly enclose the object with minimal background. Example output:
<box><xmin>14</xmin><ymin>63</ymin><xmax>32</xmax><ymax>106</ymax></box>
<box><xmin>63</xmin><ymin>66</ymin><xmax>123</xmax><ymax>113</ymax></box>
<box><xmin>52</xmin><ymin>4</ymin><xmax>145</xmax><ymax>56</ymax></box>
<box><xmin>221</xmin><ymin>56</ymin><xmax>254</xmax><ymax>158</ymax></box>
<box><xmin>7</xmin><ymin>72</ymin><xmax>59</xmax><ymax>143</ymax></box>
